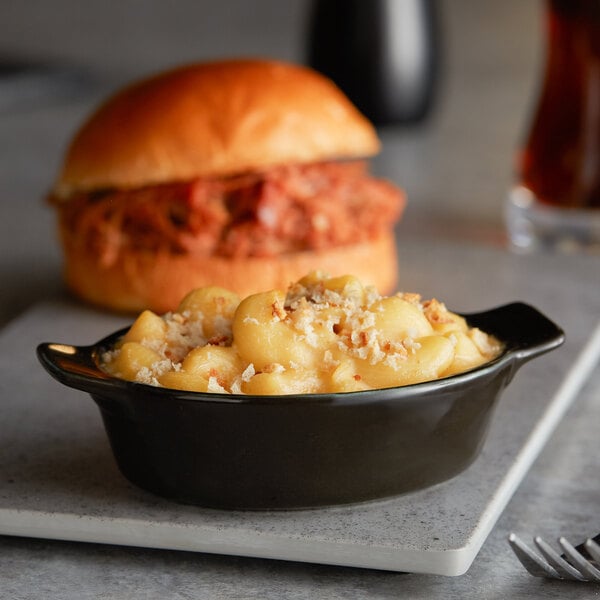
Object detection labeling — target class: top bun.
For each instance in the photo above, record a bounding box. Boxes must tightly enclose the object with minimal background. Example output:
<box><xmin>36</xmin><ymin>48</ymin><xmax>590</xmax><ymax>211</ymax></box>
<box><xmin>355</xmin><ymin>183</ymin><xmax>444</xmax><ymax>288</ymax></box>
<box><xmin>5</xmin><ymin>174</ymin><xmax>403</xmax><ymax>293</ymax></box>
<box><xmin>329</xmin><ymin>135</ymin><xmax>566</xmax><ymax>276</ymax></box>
<box><xmin>53</xmin><ymin>59</ymin><xmax>381</xmax><ymax>198</ymax></box>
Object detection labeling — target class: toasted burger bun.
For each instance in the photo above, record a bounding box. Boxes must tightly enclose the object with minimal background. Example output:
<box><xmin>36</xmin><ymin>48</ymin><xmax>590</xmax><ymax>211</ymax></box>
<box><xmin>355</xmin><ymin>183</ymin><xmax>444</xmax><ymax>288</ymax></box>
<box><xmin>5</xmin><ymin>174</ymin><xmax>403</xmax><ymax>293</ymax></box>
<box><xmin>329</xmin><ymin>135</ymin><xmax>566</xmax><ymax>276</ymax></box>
<box><xmin>52</xmin><ymin>59</ymin><xmax>380</xmax><ymax>198</ymax></box>
<box><xmin>61</xmin><ymin>227</ymin><xmax>398</xmax><ymax>314</ymax></box>
<box><xmin>50</xmin><ymin>59</ymin><xmax>403</xmax><ymax>313</ymax></box>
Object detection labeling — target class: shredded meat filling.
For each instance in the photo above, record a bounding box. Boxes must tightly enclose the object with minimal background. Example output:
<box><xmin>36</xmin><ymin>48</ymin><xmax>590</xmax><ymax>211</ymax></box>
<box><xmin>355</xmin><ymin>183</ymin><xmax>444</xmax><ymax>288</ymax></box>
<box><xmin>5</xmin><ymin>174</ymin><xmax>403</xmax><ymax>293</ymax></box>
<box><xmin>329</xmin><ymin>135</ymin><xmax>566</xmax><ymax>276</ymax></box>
<box><xmin>53</xmin><ymin>161</ymin><xmax>404</xmax><ymax>266</ymax></box>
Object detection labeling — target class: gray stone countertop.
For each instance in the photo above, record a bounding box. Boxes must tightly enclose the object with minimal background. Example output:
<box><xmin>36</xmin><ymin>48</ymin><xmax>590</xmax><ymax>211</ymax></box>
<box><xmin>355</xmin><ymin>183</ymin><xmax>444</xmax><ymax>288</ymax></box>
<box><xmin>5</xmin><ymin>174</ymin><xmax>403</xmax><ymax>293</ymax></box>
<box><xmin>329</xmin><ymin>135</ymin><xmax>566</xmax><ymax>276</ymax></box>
<box><xmin>2</xmin><ymin>1</ymin><xmax>600</xmax><ymax>597</ymax></box>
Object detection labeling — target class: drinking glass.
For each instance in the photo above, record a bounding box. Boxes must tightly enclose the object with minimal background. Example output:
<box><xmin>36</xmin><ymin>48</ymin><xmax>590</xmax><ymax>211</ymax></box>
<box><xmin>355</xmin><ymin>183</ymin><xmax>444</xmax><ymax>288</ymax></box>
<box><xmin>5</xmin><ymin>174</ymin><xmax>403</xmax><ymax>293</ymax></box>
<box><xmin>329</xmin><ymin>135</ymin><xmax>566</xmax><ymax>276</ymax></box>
<box><xmin>506</xmin><ymin>0</ymin><xmax>600</xmax><ymax>253</ymax></box>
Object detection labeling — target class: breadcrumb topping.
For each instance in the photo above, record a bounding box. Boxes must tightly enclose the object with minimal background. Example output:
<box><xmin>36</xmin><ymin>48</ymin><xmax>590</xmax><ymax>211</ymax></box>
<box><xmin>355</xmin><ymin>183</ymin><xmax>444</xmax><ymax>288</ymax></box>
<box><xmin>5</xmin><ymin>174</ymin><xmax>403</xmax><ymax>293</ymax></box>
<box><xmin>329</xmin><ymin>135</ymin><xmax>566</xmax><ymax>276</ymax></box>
<box><xmin>101</xmin><ymin>271</ymin><xmax>502</xmax><ymax>395</ymax></box>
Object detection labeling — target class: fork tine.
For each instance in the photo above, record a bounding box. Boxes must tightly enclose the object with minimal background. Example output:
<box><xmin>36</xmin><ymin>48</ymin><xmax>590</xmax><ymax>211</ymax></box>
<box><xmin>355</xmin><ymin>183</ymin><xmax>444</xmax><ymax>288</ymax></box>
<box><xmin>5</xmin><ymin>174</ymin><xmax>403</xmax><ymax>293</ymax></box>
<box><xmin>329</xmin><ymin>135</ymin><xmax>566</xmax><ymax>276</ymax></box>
<box><xmin>533</xmin><ymin>536</ymin><xmax>585</xmax><ymax>581</ymax></box>
<box><xmin>508</xmin><ymin>533</ymin><xmax>561</xmax><ymax>579</ymax></box>
<box><xmin>558</xmin><ymin>537</ymin><xmax>600</xmax><ymax>582</ymax></box>
<box><xmin>585</xmin><ymin>539</ymin><xmax>600</xmax><ymax>564</ymax></box>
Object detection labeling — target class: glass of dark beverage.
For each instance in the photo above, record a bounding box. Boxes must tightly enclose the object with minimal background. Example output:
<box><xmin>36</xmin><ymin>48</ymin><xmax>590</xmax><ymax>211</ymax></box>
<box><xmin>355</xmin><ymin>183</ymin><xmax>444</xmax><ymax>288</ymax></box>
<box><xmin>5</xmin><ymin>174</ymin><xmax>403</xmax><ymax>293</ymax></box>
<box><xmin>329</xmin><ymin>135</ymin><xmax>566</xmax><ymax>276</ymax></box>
<box><xmin>506</xmin><ymin>0</ymin><xmax>600</xmax><ymax>253</ymax></box>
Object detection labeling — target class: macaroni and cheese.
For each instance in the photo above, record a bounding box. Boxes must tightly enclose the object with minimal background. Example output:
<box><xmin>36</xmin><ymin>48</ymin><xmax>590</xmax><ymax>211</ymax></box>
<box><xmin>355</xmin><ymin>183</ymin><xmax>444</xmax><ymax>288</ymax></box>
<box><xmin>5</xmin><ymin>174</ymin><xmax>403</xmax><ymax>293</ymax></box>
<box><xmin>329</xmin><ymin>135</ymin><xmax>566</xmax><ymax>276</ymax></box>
<box><xmin>101</xmin><ymin>272</ymin><xmax>502</xmax><ymax>394</ymax></box>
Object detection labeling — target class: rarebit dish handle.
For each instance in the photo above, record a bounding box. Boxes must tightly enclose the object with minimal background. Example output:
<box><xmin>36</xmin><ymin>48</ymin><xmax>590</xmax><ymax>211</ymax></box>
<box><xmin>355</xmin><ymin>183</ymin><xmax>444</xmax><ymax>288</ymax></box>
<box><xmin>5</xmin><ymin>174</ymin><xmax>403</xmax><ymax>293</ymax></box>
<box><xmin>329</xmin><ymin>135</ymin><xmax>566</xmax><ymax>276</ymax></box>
<box><xmin>37</xmin><ymin>338</ymin><xmax>123</xmax><ymax>396</ymax></box>
<box><xmin>465</xmin><ymin>302</ymin><xmax>565</xmax><ymax>363</ymax></box>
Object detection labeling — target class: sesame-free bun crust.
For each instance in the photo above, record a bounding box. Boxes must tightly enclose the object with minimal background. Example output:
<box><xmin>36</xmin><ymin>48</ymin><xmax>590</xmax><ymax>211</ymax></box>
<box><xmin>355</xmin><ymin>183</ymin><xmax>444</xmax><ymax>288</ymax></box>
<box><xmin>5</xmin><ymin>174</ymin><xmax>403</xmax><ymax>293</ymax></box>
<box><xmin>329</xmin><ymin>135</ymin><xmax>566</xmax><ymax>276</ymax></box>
<box><xmin>54</xmin><ymin>59</ymin><xmax>380</xmax><ymax>197</ymax></box>
<box><xmin>60</xmin><ymin>227</ymin><xmax>398</xmax><ymax>314</ymax></box>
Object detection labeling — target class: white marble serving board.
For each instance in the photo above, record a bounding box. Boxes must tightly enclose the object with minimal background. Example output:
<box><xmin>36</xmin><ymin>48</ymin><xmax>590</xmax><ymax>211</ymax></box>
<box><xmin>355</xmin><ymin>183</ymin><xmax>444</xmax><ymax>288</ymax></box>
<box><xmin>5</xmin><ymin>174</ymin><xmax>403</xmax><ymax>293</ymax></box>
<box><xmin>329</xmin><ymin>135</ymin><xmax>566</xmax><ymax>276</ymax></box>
<box><xmin>1</xmin><ymin>243</ymin><xmax>599</xmax><ymax>576</ymax></box>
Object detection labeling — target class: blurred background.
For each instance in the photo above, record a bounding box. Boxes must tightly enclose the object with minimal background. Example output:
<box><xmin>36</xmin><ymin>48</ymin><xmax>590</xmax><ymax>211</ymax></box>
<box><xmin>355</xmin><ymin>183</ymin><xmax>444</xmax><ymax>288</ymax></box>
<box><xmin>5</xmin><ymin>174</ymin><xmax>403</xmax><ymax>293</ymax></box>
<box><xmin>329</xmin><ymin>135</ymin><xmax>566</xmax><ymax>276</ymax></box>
<box><xmin>0</xmin><ymin>0</ymin><xmax>543</xmax><ymax>323</ymax></box>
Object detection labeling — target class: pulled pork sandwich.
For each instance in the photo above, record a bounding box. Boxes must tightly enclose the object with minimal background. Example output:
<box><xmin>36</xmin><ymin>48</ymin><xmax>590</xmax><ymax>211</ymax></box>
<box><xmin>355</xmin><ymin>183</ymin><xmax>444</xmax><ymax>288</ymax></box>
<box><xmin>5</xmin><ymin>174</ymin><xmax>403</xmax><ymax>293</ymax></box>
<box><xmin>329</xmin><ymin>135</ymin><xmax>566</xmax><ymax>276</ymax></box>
<box><xmin>48</xmin><ymin>59</ymin><xmax>405</xmax><ymax>313</ymax></box>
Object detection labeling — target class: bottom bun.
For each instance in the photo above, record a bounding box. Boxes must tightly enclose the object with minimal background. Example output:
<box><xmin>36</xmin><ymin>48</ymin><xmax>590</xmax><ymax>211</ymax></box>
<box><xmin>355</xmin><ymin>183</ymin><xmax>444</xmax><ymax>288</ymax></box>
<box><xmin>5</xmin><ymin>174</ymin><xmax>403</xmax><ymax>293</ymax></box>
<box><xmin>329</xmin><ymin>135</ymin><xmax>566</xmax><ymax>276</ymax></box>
<box><xmin>61</xmin><ymin>231</ymin><xmax>399</xmax><ymax>313</ymax></box>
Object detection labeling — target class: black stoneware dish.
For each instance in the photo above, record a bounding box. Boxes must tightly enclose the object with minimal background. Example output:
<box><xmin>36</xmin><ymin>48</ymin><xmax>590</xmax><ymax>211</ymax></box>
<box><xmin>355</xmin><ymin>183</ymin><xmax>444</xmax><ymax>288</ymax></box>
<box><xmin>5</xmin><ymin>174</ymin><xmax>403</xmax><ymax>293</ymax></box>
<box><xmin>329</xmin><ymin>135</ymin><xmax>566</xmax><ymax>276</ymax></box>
<box><xmin>37</xmin><ymin>302</ymin><xmax>564</xmax><ymax>510</ymax></box>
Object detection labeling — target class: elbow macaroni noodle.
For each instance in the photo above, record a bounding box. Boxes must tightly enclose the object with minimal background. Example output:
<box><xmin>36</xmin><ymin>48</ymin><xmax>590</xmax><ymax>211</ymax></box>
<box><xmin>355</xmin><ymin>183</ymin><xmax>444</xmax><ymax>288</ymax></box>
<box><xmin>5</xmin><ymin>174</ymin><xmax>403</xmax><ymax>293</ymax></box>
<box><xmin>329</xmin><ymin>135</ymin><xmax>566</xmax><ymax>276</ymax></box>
<box><xmin>102</xmin><ymin>272</ymin><xmax>502</xmax><ymax>395</ymax></box>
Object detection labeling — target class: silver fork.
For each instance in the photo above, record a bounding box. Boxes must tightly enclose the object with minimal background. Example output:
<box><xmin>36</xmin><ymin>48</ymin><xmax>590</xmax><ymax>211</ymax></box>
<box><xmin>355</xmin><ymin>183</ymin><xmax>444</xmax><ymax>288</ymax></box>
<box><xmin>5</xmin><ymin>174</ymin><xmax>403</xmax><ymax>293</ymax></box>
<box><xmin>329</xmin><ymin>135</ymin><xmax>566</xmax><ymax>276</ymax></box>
<box><xmin>509</xmin><ymin>532</ymin><xmax>600</xmax><ymax>582</ymax></box>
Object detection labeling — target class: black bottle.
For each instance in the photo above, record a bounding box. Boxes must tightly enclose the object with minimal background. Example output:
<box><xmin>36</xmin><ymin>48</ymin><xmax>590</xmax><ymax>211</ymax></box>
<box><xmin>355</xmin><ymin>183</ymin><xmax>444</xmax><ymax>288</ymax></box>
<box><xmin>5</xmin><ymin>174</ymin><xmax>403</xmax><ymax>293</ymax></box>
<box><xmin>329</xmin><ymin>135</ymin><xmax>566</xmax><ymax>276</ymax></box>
<box><xmin>306</xmin><ymin>0</ymin><xmax>440</xmax><ymax>125</ymax></box>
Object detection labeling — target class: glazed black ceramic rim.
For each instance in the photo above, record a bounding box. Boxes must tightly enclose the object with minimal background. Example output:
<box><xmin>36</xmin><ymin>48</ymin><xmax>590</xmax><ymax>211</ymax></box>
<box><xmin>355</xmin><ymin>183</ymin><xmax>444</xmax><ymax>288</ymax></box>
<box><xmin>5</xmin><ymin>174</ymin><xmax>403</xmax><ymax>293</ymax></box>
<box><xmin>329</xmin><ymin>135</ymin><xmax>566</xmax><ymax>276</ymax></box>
<box><xmin>94</xmin><ymin>328</ymin><xmax>510</xmax><ymax>404</ymax></box>
<box><xmin>67</xmin><ymin>336</ymin><xmax>527</xmax><ymax>405</ymax></box>
<box><xmin>38</xmin><ymin>302</ymin><xmax>565</xmax><ymax>407</ymax></box>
